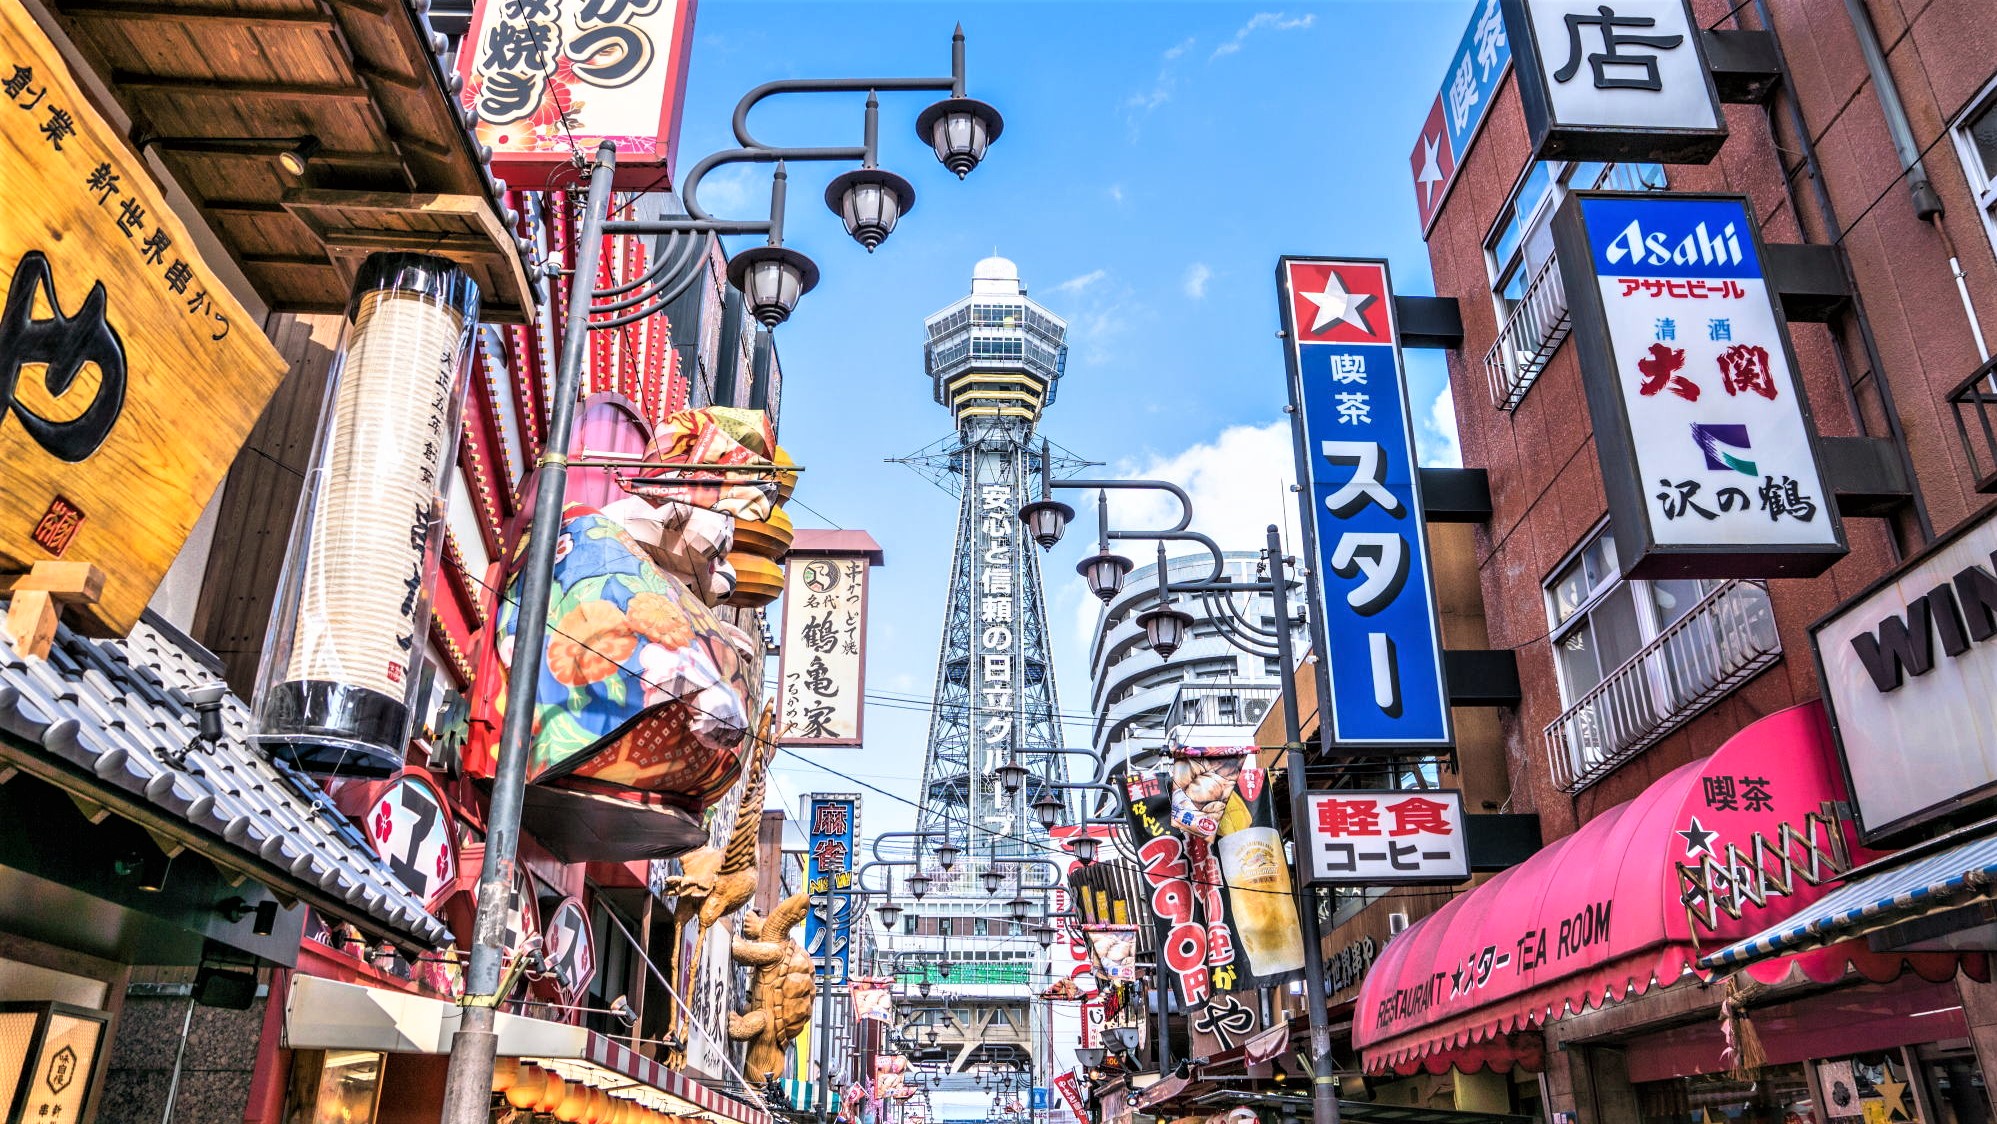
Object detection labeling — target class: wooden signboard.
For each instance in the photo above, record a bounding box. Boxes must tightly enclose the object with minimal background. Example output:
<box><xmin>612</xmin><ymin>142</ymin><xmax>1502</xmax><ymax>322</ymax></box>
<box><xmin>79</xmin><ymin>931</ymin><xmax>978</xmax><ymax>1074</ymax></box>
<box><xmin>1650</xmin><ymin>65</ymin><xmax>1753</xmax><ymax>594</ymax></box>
<box><xmin>0</xmin><ymin>0</ymin><xmax>285</xmax><ymax>634</ymax></box>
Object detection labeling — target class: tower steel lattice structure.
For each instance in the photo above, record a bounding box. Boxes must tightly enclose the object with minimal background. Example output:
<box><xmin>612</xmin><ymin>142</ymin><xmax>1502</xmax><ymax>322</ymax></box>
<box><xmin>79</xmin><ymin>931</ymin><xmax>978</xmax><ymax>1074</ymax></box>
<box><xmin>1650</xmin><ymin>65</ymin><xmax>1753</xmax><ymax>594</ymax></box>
<box><xmin>909</xmin><ymin>257</ymin><xmax>1073</xmax><ymax>865</ymax></box>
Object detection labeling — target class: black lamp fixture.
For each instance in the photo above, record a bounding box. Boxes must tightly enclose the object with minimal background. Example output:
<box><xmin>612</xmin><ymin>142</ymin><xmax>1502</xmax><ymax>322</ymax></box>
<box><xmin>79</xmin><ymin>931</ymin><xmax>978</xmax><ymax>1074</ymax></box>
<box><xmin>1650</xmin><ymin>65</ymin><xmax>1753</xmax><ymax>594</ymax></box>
<box><xmin>1032</xmin><ymin>924</ymin><xmax>1055</xmax><ymax>949</ymax></box>
<box><xmin>980</xmin><ymin>867</ymin><xmax>1004</xmax><ymax>896</ymax></box>
<box><xmin>1031</xmin><ymin>793</ymin><xmax>1065</xmax><ymax>830</ymax></box>
<box><xmin>1070</xmin><ymin>835</ymin><xmax>1099</xmax><ymax>866</ymax></box>
<box><xmin>995</xmin><ymin>760</ymin><xmax>1029</xmax><ymax>795</ymax></box>
<box><xmin>926</xmin><ymin>1026</ymin><xmax>940</xmax><ymax>1046</ymax></box>
<box><xmin>726</xmin><ymin>244</ymin><xmax>820</xmax><ymax>327</ymax></box>
<box><xmin>1135</xmin><ymin>601</ymin><xmax>1195</xmax><ymax>659</ymax></box>
<box><xmin>877</xmin><ymin>900</ymin><xmax>904</xmax><ymax>929</ymax></box>
<box><xmin>934</xmin><ymin>841</ymin><xmax>962</xmax><ymax>871</ymax></box>
<box><xmin>914</xmin><ymin>94</ymin><xmax>1004</xmax><ymax>178</ymax></box>
<box><xmin>1075</xmin><ymin>1048</ymin><xmax>1105</xmax><ymax>1069</ymax></box>
<box><xmin>918</xmin><ymin>979</ymin><xmax>933</xmax><ymax>998</ymax></box>
<box><xmin>1018</xmin><ymin>499</ymin><xmax>1074</xmax><ymax>550</ymax></box>
<box><xmin>1077</xmin><ymin>550</ymin><xmax>1135</xmax><ymax>604</ymax></box>
<box><xmin>1005</xmin><ymin>896</ymin><xmax>1032</xmax><ymax>923</ymax></box>
<box><xmin>824</xmin><ymin>166</ymin><xmax>915</xmax><ymax>252</ymax></box>
<box><xmin>937</xmin><ymin>961</ymin><xmax>952</xmax><ymax>979</ymax></box>
<box><xmin>907</xmin><ymin>870</ymin><xmax>933</xmax><ymax>900</ymax></box>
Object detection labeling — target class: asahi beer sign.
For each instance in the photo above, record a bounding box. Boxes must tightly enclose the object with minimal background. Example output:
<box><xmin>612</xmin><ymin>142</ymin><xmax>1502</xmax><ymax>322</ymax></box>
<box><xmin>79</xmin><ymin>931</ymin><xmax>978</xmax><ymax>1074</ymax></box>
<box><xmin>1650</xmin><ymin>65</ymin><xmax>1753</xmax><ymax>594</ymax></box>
<box><xmin>456</xmin><ymin>0</ymin><xmax>697</xmax><ymax>187</ymax></box>
<box><xmin>1301</xmin><ymin>789</ymin><xmax>1469</xmax><ymax>884</ymax></box>
<box><xmin>1503</xmin><ymin>0</ymin><xmax>1725</xmax><ymax>163</ymax></box>
<box><xmin>1278</xmin><ymin>258</ymin><xmax>1451</xmax><ymax>750</ymax></box>
<box><xmin>1815</xmin><ymin>506</ymin><xmax>1997</xmax><ymax>843</ymax></box>
<box><xmin>1554</xmin><ymin>192</ymin><xmax>1846</xmax><ymax>579</ymax></box>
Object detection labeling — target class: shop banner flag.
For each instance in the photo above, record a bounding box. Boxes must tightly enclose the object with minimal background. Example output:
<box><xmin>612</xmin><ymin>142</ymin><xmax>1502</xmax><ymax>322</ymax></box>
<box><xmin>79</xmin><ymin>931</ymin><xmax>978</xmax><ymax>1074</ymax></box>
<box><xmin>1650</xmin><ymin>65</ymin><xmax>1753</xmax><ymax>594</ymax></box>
<box><xmin>850</xmin><ymin>977</ymin><xmax>894</xmax><ymax>1024</ymax></box>
<box><xmin>1083</xmin><ymin>926</ymin><xmax>1138</xmax><ymax>983</ymax></box>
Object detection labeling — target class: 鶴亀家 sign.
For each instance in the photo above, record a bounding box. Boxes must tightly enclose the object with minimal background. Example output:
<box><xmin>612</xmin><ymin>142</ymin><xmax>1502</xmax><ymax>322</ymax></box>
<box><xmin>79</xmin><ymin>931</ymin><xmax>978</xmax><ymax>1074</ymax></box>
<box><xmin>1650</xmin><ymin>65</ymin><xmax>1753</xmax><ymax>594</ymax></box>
<box><xmin>777</xmin><ymin>550</ymin><xmax>874</xmax><ymax>746</ymax></box>
<box><xmin>1503</xmin><ymin>0</ymin><xmax>1725</xmax><ymax>163</ymax></box>
<box><xmin>1278</xmin><ymin>258</ymin><xmax>1451</xmax><ymax>751</ymax></box>
<box><xmin>1553</xmin><ymin>192</ymin><xmax>1846</xmax><ymax>578</ymax></box>
<box><xmin>1301</xmin><ymin>789</ymin><xmax>1468</xmax><ymax>884</ymax></box>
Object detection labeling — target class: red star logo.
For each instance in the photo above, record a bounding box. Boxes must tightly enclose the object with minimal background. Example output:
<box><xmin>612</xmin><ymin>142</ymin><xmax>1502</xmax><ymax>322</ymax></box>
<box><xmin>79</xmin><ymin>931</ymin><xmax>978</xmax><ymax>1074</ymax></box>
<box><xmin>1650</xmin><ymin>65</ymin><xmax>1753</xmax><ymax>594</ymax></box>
<box><xmin>1410</xmin><ymin>97</ymin><xmax>1454</xmax><ymax>230</ymax></box>
<box><xmin>1287</xmin><ymin>261</ymin><xmax>1391</xmax><ymax>345</ymax></box>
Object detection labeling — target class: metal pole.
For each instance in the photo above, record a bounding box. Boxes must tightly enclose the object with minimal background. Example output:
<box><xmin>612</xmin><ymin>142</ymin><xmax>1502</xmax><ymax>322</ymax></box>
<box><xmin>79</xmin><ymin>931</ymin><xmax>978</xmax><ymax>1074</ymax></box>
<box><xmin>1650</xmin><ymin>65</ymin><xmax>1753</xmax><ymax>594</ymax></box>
<box><xmin>818</xmin><ymin>879</ymin><xmax>838</xmax><ymax>1124</ymax></box>
<box><xmin>438</xmin><ymin>139</ymin><xmax>619</xmax><ymax>1124</ymax></box>
<box><xmin>1267</xmin><ymin>523</ymin><xmax>1337</xmax><ymax>1124</ymax></box>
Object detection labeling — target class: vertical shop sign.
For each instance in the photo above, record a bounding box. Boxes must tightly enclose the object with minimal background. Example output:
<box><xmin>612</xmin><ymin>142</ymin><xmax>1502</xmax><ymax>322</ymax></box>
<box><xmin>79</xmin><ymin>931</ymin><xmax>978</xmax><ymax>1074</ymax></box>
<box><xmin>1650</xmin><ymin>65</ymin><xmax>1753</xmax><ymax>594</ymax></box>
<box><xmin>1410</xmin><ymin>0</ymin><xmax>1510</xmax><ymax>231</ymax></box>
<box><xmin>805</xmin><ymin>793</ymin><xmax>860</xmax><ymax>983</ymax></box>
<box><xmin>1171</xmin><ymin>749</ymin><xmax>1306</xmax><ymax>984</ymax></box>
<box><xmin>1301</xmin><ymin>789</ymin><xmax>1469</xmax><ymax>884</ymax></box>
<box><xmin>0</xmin><ymin>0</ymin><xmax>285</xmax><ymax>634</ymax></box>
<box><xmin>778</xmin><ymin>553</ymin><xmax>872</xmax><ymax>746</ymax></box>
<box><xmin>1552</xmin><ymin>192</ymin><xmax>1846</xmax><ymax>578</ymax></box>
<box><xmin>1278</xmin><ymin>258</ymin><xmax>1451</xmax><ymax>750</ymax></box>
<box><xmin>362</xmin><ymin>770</ymin><xmax>458</xmax><ymax>909</ymax></box>
<box><xmin>973</xmin><ymin>476</ymin><xmax>1018</xmax><ymax>828</ymax></box>
<box><xmin>1122</xmin><ymin>768</ymin><xmax>1207</xmax><ymax>1006</ymax></box>
<box><xmin>542</xmin><ymin>896</ymin><xmax>597</xmax><ymax>1003</ymax></box>
<box><xmin>457</xmin><ymin>0</ymin><xmax>697</xmax><ymax>188</ymax></box>
<box><xmin>1503</xmin><ymin>0</ymin><xmax>1725</xmax><ymax>163</ymax></box>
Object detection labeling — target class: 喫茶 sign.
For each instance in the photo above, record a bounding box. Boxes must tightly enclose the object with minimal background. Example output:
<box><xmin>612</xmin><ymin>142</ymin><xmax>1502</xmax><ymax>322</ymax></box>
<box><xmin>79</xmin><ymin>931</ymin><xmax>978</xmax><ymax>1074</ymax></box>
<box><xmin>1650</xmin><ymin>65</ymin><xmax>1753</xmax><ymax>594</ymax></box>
<box><xmin>1278</xmin><ymin>258</ymin><xmax>1451</xmax><ymax>751</ymax></box>
<box><xmin>1553</xmin><ymin>192</ymin><xmax>1846</xmax><ymax>578</ymax></box>
<box><xmin>1</xmin><ymin>0</ymin><xmax>284</xmax><ymax>633</ymax></box>
<box><xmin>457</xmin><ymin>0</ymin><xmax>697</xmax><ymax>189</ymax></box>
<box><xmin>1503</xmin><ymin>0</ymin><xmax>1725</xmax><ymax>163</ymax></box>
<box><xmin>1410</xmin><ymin>0</ymin><xmax>1510</xmax><ymax>232</ymax></box>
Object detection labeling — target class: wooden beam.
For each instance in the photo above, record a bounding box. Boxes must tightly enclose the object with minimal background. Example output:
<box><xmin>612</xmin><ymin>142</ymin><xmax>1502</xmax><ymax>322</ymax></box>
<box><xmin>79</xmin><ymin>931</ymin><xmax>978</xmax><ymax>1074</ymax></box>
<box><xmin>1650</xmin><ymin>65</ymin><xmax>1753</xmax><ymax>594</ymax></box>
<box><xmin>239</xmin><ymin>253</ymin><xmax>332</xmax><ymax>268</ymax></box>
<box><xmin>111</xmin><ymin>72</ymin><xmax>370</xmax><ymax>101</ymax></box>
<box><xmin>319</xmin><ymin>230</ymin><xmax>496</xmax><ymax>254</ymax></box>
<box><xmin>63</xmin><ymin>1</ymin><xmax>333</xmax><ymax>26</ymax></box>
<box><xmin>357</xmin><ymin>65</ymin><xmax>423</xmax><ymax>92</ymax></box>
<box><xmin>199</xmin><ymin>201</ymin><xmax>290</xmax><ymax>216</ymax></box>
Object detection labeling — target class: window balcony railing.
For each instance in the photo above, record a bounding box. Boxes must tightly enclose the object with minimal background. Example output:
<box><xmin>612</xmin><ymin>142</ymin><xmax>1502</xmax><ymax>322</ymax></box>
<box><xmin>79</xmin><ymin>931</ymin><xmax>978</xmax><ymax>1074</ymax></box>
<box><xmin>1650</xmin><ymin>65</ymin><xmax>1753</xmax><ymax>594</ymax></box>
<box><xmin>1948</xmin><ymin>355</ymin><xmax>1997</xmax><ymax>494</ymax></box>
<box><xmin>1485</xmin><ymin>254</ymin><xmax>1571</xmax><ymax>412</ymax></box>
<box><xmin>1544</xmin><ymin>580</ymin><xmax>1782</xmax><ymax>794</ymax></box>
<box><xmin>1163</xmin><ymin>680</ymin><xmax>1281</xmax><ymax>733</ymax></box>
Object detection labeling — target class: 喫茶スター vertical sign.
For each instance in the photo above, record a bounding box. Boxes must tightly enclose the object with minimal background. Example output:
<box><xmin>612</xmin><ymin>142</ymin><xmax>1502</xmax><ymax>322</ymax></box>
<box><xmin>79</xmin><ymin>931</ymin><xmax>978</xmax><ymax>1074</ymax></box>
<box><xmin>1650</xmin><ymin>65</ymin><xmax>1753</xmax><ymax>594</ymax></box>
<box><xmin>1278</xmin><ymin>258</ymin><xmax>1451</xmax><ymax>751</ymax></box>
<box><xmin>0</xmin><ymin>0</ymin><xmax>284</xmax><ymax>633</ymax></box>
<box><xmin>1553</xmin><ymin>192</ymin><xmax>1846</xmax><ymax>578</ymax></box>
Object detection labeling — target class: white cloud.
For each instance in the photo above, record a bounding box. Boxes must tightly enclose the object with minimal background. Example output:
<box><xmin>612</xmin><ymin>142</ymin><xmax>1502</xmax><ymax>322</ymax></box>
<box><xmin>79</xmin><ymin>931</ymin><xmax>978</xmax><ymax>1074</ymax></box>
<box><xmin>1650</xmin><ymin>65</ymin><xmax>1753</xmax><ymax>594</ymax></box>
<box><xmin>1182</xmin><ymin>263</ymin><xmax>1212</xmax><ymax>300</ymax></box>
<box><xmin>1419</xmin><ymin>386</ymin><xmax>1463</xmax><ymax>468</ymax></box>
<box><xmin>1107</xmin><ymin>184</ymin><xmax>1126</xmax><ymax>205</ymax></box>
<box><xmin>1122</xmin><ymin>37</ymin><xmax>1196</xmax><ymax>136</ymax></box>
<box><xmin>1052</xmin><ymin>268</ymin><xmax>1109</xmax><ymax>296</ymax></box>
<box><xmin>1211</xmin><ymin>12</ymin><xmax>1315</xmax><ymax>60</ymax></box>
<box><xmin>1106</xmin><ymin>420</ymin><xmax>1300</xmax><ymax>557</ymax></box>
<box><xmin>1162</xmin><ymin>38</ymin><xmax>1192</xmax><ymax>61</ymax></box>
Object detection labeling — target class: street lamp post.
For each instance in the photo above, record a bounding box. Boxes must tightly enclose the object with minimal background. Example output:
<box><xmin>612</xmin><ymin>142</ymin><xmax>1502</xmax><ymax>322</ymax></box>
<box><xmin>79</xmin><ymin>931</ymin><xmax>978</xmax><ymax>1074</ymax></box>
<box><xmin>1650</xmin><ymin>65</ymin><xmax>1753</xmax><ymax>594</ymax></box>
<box><xmin>1020</xmin><ymin>466</ymin><xmax>1339</xmax><ymax>1124</ymax></box>
<box><xmin>437</xmin><ymin>32</ymin><xmax>1002</xmax><ymax>1124</ymax></box>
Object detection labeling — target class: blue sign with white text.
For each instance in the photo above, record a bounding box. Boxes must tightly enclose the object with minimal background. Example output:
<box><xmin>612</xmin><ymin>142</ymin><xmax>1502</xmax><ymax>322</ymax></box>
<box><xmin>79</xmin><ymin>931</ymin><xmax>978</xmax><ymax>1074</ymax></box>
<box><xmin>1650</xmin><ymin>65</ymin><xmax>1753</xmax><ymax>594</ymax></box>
<box><xmin>1280</xmin><ymin>259</ymin><xmax>1451</xmax><ymax>749</ymax></box>
<box><xmin>804</xmin><ymin>794</ymin><xmax>859</xmax><ymax>983</ymax></box>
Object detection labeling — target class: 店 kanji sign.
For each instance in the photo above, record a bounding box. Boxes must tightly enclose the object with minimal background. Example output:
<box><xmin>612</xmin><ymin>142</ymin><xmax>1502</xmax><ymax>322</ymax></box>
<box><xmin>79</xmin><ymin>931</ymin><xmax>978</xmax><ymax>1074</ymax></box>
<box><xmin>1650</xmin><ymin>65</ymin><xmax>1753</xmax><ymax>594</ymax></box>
<box><xmin>1278</xmin><ymin>259</ymin><xmax>1451</xmax><ymax>750</ymax></box>
<box><xmin>1301</xmin><ymin>789</ymin><xmax>1468</xmax><ymax>885</ymax></box>
<box><xmin>1410</xmin><ymin>0</ymin><xmax>1510</xmax><ymax>232</ymax></box>
<box><xmin>1503</xmin><ymin>0</ymin><xmax>1725</xmax><ymax>163</ymax></box>
<box><xmin>0</xmin><ymin>0</ymin><xmax>284</xmax><ymax>633</ymax></box>
<box><xmin>1553</xmin><ymin>192</ymin><xmax>1846</xmax><ymax>578</ymax></box>
<box><xmin>457</xmin><ymin>0</ymin><xmax>697</xmax><ymax>189</ymax></box>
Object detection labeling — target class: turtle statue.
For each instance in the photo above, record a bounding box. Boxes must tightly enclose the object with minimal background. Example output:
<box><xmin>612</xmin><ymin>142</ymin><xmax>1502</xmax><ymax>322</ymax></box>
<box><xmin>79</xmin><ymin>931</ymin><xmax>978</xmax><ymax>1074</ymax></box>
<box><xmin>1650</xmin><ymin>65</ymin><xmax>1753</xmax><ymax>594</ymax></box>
<box><xmin>727</xmin><ymin>890</ymin><xmax>815</xmax><ymax>1083</ymax></box>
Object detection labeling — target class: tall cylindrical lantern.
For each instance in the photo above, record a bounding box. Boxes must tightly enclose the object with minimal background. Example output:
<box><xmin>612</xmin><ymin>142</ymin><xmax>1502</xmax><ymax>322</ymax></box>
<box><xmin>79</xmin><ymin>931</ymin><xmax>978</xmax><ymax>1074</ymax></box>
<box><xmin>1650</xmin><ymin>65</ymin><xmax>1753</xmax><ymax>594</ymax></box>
<box><xmin>257</xmin><ymin>252</ymin><xmax>481</xmax><ymax>773</ymax></box>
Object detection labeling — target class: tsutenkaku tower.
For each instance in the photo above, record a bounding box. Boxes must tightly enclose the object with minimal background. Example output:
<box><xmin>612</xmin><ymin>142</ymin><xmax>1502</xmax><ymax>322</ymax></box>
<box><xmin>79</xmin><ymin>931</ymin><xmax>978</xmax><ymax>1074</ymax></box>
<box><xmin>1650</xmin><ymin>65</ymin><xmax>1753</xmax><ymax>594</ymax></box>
<box><xmin>914</xmin><ymin>256</ymin><xmax>1071</xmax><ymax>863</ymax></box>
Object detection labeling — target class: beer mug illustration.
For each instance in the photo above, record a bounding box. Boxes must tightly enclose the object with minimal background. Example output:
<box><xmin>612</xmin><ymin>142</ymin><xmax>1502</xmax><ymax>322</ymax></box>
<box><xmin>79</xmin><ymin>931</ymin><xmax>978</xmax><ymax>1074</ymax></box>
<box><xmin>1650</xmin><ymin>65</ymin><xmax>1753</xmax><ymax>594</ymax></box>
<box><xmin>1216</xmin><ymin>824</ymin><xmax>1306</xmax><ymax>976</ymax></box>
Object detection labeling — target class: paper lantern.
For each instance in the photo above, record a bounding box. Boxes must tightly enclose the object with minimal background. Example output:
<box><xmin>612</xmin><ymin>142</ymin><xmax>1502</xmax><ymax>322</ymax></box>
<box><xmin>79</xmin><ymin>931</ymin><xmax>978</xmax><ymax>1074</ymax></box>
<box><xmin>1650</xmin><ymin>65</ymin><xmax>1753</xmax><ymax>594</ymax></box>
<box><xmin>552</xmin><ymin>1082</ymin><xmax>593</xmax><ymax>1122</ymax></box>
<box><xmin>535</xmin><ymin>1071</ymin><xmax>567</xmax><ymax>1114</ymax></box>
<box><xmin>256</xmin><ymin>252</ymin><xmax>480</xmax><ymax>774</ymax></box>
<box><xmin>726</xmin><ymin>552</ymin><xmax>784</xmax><ymax>607</ymax></box>
<box><xmin>491</xmin><ymin>1057</ymin><xmax>520</xmax><ymax>1093</ymax></box>
<box><xmin>504</xmin><ymin>1065</ymin><xmax>549</xmax><ymax>1110</ymax></box>
<box><xmin>732</xmin><ymin>505</ymin><xmax>794</xmax><ymax>559</ymax></box>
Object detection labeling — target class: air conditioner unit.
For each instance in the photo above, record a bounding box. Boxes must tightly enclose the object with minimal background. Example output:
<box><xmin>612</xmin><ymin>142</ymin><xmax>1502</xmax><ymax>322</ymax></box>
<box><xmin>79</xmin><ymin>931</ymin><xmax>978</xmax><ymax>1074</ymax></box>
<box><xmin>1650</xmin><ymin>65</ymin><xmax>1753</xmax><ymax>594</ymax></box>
<box><xmin>1241</xmin><ymin>698</ymin><xmax>1274</xmax><ymax>726</ymax></box>
<box><xmin>1387</xmin><ymin>912</ymin><xmax>1410</xmax><ymax>936</ymax></box>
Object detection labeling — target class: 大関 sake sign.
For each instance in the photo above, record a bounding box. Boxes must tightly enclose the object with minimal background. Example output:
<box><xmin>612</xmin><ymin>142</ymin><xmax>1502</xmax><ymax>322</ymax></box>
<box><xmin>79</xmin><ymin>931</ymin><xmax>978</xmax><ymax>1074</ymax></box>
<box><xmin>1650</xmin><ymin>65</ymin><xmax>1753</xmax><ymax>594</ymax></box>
<box><xmin>457</xmin><ymin>0</ymin><xmax>697</xmax><ymax>189</ymax></box>
<box><xmin>1552</xmin><ymin>192</ymin><xmax>1846</xmax><ymax>578</ymax></box>
<box><xmin>1277</xmin><ymin>259</ymin><xmax>1451</xmax><ymax>751</ymax></box>
<box><xmin>0</xmin><ymin>0</ymin><xmax>284</xmax><ymax>633</ymax></box>
<box><xmin>777</xmin><ymin>533</ymin><xmax>883</xmax><ymax>746</ymax></box>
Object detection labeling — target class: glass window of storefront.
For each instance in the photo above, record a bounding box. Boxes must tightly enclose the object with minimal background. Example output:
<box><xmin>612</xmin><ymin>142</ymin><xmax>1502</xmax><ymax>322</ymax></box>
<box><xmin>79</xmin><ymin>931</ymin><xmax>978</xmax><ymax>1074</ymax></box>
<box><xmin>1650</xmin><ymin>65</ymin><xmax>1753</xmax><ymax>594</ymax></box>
<box><xmin>1636</xmin><ymin>1065</ymin><xmax>1814</xmax><ymax>1123</ymax></box>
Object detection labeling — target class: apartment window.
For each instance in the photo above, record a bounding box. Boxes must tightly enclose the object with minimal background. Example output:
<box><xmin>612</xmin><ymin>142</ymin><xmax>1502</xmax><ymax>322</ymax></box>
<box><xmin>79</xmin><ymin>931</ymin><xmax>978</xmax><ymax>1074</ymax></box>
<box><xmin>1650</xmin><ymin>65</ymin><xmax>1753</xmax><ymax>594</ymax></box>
<box><xmin>1952</xmin><ymin>76</ymin><xmax>1997</xmax><ymax>258</ymax></box>
<box><xmin>1485</xmin><ymin>162</ymin><xmax>1666</xmax><ymax>410</ymax></box>
<box><xmin>939</xmin><ymin>918</ymin><xmax>954</xmax><ymax>936</ymax></box>
<box><xmin>1542</xmin><ymin>524</ymin><xmax>1781</xmax><ymax>791</ymax></box>
<box><xmin>973</xmin><ymin>917</ymin><xmax>989</xmax><ymax>936</ymax></box>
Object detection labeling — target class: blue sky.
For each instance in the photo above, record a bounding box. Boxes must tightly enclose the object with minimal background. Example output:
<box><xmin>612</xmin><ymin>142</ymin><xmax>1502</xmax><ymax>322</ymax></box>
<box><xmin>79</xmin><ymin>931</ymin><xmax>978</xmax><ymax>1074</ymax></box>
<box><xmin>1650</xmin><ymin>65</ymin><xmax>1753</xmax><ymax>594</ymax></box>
<box><xmin>673</xmin><ymin>1</ymin><xmax>1478</xmax><ymax>835</ymax></box>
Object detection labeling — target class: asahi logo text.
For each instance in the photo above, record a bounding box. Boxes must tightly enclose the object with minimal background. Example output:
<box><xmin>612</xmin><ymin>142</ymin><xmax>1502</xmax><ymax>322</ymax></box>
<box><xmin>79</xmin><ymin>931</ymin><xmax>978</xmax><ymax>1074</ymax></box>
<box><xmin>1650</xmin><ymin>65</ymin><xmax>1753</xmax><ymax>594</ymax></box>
<box><xmin>1604</xmin><ymin>219</ymin><xmax>1744</xmax><ymax>269</ymax></box>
